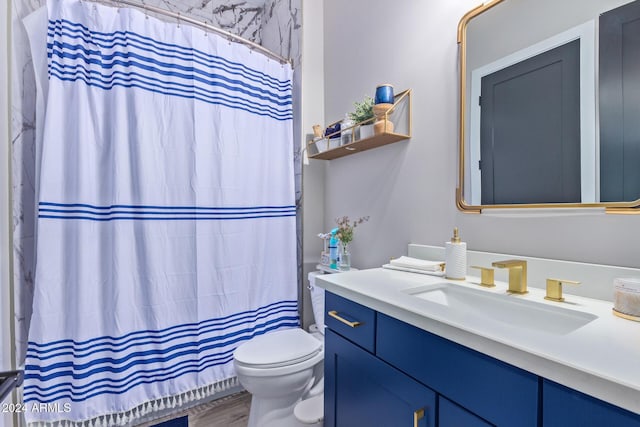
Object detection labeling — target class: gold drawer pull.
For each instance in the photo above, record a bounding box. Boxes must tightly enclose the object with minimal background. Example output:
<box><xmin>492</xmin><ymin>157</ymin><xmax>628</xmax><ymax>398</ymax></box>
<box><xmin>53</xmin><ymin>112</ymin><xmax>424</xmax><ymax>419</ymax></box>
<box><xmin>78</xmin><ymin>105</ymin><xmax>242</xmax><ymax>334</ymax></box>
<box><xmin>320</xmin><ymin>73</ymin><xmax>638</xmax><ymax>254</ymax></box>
<box><xmin>414</xmin><ymin>408</ymin><xmax>425</xmax><ymax>427</ymax></box>
<box><xmin>327</xmin><ymin>310</ymin><xmax>362</xmax><ymax>328</ymax></box>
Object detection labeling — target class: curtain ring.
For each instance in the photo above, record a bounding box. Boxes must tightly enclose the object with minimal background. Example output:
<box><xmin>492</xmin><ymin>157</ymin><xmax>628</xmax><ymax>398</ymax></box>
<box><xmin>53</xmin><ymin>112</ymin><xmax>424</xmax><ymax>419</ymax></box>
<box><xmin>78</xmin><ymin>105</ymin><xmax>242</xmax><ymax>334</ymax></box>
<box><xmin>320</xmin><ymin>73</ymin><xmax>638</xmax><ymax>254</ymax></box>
<box><xmin>177</xmin><ymin>12</ymin><xmax>181</xmax><ymax>28</ymax></box>
<box><xmin>204</xmin><ymin>21</ymin><xmax>208</xmax><ymax>36</ymax></box>
<box><xmin>141</xmin><ymin>0</ymin><xmax>149</xmax><ymax>19</ymax></box>
<box><xmin>211</xmin><ymin>0</ymin><xmax>216</xmax><ymax>33</ymax></box>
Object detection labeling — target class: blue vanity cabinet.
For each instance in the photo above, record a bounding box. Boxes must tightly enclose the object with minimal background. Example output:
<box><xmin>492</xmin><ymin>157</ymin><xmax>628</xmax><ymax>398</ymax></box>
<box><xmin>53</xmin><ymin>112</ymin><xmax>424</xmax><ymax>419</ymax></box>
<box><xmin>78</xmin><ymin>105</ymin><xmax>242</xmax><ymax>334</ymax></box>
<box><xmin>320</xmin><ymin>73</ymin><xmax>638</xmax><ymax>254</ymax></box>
<box><xmin>324</xmin><ymin>292</ymin><xmax>537</xmax><ymax>426</ymax></box>
<box><xmin>438</xmin><ymin>396</ymin><xmax>493</xmax><ymax>427</ymax></box>
<box><xmin>325</xmin><ymin>328</ymin><xmax>437</xmax><ymax>427</ymax></box>
<box><xmin>543</xmin><ymin>379</ymin><xmax>640</xmax><ymax>427</ymax></box>
<box><xmin>376</xmin><ymin>313</ymin><xmax>539</xmax><ymax>427</ymax></box>
<box><xmin>324</xmin><ymin>292</ymin><xmax>640</xmax><ymax>426</ymax></box>
<box><xmin>150</xmin><ymin>416</ymin><xmax>187</xmax><ymax>427</ymax></box>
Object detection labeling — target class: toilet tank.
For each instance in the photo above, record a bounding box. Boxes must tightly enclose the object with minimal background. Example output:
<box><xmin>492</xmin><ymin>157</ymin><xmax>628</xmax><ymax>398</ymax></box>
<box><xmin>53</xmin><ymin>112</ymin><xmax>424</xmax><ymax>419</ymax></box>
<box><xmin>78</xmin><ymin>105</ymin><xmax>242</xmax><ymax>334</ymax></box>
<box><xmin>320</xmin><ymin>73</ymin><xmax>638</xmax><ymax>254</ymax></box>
<box><xmin>308</xmin><ymin>272</ymin><xmax>325</xmax><ymax>333</ymax></box>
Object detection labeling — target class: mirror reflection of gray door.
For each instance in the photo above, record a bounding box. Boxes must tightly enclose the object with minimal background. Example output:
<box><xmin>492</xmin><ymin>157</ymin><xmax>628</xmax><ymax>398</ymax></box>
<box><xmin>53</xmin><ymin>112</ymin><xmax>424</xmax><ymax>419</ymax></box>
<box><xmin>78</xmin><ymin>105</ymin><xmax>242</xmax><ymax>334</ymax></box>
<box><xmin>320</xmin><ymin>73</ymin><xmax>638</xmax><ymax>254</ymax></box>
<box><xmin>480</xmin><ymin>40</ymin><xmax>581</xmax><ymax>205</ymax></box>
<box><xmin>600</xmin><ymin>0</ymin><xmax>640</xmax><ymax>203</ymax></box>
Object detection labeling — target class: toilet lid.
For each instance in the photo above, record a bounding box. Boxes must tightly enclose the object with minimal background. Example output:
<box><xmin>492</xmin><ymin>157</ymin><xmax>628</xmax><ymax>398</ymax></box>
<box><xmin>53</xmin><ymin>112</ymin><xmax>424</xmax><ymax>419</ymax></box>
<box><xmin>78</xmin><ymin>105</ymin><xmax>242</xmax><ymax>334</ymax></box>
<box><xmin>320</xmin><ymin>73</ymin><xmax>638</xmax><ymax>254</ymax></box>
<box><xmin>294</xmin><ymin>394</ymin><xmax>324</xmax><ymax>424</ymax></box>
<box><xmin>234</xmin><ymin>328</ymin><xmax>322</xmax><ymax>368</ymax></box>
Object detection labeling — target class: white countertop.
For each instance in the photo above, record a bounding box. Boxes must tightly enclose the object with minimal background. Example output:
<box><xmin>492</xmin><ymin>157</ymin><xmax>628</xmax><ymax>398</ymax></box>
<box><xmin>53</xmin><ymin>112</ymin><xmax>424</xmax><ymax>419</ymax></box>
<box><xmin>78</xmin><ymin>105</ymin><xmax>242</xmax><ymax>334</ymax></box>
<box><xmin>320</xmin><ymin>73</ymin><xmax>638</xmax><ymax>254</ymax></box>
<box><xmin>316</xmin><ymin>268</ymin><xmax>640</xmax><ymax>414</ymax></box>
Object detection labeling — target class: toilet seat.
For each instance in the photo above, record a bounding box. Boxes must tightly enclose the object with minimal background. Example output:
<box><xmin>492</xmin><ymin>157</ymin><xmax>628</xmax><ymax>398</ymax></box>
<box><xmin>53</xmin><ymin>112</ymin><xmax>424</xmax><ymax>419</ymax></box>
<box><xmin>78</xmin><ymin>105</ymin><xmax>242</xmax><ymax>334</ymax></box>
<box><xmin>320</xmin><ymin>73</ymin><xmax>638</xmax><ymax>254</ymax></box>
<box><xmin>235</xmin><ymin>328</ymin><xmax>322</xmax><ymax>369</ymax></box>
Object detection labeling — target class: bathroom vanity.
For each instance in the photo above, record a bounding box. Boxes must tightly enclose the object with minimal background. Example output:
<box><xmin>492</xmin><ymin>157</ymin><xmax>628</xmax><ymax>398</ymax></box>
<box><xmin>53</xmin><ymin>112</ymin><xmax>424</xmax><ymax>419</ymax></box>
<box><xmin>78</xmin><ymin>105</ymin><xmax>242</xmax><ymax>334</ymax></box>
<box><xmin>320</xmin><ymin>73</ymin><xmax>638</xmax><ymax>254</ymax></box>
<box><xmin>318</xmin><ymin>249</ymin><xmax>640</xmax><ymax>426</ymax></box>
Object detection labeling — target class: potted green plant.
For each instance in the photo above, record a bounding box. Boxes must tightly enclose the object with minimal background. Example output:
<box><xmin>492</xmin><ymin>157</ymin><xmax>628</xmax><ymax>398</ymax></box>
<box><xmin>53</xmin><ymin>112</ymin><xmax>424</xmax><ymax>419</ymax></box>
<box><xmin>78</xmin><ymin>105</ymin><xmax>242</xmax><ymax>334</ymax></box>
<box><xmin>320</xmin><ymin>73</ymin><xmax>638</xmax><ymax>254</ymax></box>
<box><xmin>349</xmin><ymin>96</ymin><xmax>375</xmax><ymax>140</ymax></box>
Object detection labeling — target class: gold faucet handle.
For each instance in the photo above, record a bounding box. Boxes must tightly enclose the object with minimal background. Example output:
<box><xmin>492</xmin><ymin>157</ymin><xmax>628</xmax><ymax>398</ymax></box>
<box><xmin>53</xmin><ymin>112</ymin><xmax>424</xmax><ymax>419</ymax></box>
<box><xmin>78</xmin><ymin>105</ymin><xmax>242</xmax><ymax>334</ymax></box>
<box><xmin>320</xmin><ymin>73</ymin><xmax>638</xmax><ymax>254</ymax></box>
<box><xmin>545</xmin><ymin>278</ymin><xmax>580</xmax><ymax>302</ymax></box>
<box><xmin>471</xmin><ymin>266</ymin><xmax>495</xmax><ymax>288</ymax></box>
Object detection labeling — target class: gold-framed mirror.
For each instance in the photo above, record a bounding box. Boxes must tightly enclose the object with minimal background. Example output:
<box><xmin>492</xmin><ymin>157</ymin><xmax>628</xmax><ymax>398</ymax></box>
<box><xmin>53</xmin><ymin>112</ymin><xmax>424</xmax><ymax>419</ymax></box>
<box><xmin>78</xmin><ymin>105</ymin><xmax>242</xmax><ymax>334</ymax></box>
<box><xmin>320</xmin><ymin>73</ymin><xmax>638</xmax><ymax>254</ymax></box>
<box><xmin>457</xmin><ymin>0</ymin><xmax>640</xmax><ymax>214</ymax></box>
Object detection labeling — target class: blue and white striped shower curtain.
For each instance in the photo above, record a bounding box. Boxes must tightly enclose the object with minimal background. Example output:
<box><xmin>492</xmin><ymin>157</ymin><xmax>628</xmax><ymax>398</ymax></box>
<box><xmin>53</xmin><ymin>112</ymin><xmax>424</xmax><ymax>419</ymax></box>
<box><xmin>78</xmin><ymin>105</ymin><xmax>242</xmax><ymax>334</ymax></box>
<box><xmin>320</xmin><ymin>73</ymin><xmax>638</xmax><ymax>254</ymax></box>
<box><xmin>23</xmin><ymin>0</ymin><xmax>298</xmax><ymax>424</ymax></box>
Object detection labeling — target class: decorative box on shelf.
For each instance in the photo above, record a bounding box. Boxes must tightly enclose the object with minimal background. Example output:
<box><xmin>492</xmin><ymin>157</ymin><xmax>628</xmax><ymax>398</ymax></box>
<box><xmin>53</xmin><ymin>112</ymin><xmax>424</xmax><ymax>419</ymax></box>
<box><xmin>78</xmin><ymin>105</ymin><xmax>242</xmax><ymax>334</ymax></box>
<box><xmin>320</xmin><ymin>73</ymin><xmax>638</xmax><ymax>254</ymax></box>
<box><xmin>308</xmin><ymin>89</ymin><xmax>412</xmax><ymax>160</ymax></box>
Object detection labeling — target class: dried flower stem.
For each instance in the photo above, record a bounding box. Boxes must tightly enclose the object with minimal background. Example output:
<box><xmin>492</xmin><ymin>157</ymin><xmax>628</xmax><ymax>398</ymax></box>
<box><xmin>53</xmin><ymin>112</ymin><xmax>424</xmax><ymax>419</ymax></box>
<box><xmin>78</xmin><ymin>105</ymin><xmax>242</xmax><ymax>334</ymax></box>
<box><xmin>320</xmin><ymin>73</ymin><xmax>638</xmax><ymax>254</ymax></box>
<box><xmin>335</xmin><ymin>216</ymin><xmax>370</xmax><ymax>246</ymax></box>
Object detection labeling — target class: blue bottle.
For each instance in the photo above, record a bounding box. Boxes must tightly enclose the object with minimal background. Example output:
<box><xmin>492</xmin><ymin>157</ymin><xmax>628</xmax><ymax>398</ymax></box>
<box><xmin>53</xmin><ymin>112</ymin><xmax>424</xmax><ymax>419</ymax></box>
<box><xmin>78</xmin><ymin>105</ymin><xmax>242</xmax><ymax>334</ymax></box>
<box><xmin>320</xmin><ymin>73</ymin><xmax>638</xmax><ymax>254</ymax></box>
<box><xmin>329</xmin><ymin>228</ymin><xmax>339</xmax><ymax>269</ymax></box>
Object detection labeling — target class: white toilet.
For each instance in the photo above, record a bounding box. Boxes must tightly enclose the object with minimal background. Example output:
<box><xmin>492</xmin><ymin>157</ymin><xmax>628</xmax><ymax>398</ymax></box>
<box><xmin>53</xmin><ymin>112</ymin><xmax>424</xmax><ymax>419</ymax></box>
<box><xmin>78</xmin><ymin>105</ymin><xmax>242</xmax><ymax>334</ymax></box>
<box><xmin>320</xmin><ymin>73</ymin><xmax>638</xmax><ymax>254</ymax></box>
<box><xmin>233</xmin><ymin>272</ymin><xmax>326</xmax><ymax>427</ymax></box>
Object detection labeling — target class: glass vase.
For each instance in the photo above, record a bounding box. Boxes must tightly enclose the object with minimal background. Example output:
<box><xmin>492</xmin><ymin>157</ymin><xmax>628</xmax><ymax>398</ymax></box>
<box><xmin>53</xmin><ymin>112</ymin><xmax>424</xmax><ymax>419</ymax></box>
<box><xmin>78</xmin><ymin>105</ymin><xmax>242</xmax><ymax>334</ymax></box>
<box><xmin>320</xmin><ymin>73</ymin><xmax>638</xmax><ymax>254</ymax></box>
<box><xmin>339</xmin><ymin>243</ymin><xmax>351</xmax><ymax>271</ymax></box>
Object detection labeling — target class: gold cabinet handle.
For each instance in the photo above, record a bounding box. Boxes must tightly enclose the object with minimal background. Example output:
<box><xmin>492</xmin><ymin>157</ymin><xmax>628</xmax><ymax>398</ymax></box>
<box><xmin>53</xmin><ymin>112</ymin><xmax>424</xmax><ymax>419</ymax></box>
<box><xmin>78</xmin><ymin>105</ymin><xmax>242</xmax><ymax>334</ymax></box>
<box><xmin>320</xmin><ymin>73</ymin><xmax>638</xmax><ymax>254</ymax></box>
<box><xmin>327</xmin><ymin>310</ymin><xmax>362</xmax><ymax>328</ymax></box>
<box><xmin>413</xmin><ymin>408</ymin><xmax>425</xmax><ymax>427</ymax></box>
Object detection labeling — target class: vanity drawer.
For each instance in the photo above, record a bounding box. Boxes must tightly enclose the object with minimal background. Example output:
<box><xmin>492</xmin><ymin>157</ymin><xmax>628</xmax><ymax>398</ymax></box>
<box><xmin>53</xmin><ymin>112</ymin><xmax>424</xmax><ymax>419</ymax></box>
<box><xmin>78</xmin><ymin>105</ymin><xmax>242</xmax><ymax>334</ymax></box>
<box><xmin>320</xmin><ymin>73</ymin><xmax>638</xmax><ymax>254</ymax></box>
<box><xmin>325</xmin><ymin>292</ymin><xmax>376</xmax><ymax>353</ymax></box>
<box><xmin>543</xmin><ymin>379</ymin><xmax>640</xmax><ymax>426</ymax></box>
<box><xmin>376</xmin><ymin>313</ymin><xmax>539</xmax><ymax>426</ymax></box>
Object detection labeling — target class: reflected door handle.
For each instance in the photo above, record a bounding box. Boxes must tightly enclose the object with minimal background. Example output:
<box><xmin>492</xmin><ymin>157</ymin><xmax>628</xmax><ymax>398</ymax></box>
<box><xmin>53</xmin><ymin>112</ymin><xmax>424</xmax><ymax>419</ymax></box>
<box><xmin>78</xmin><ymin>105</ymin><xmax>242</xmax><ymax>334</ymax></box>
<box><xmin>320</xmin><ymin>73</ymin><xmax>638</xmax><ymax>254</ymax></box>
<box><xmin>414</xmin><ymin>408</ymin><xmax>425</xmax><ymax>427</ymax></box>
<box><xmin>327</xmin><ymin>310</ymin><xmax>361</xmax><ymax>328</ymax></box>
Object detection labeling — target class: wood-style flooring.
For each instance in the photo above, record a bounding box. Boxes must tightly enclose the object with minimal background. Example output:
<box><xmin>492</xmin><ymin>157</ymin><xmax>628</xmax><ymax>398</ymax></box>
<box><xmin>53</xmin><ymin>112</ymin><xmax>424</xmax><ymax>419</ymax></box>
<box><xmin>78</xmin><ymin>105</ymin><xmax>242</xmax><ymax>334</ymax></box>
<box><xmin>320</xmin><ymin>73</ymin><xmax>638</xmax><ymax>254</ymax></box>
<box><xmin>189</xmin><ymin>391</ymin><xmax>251</xmax><ymax>427</ymax></box>
<box><xmin>140</xmin><ymin>391</ymin><xmax>252</xmax><ymax>427</ymax></box>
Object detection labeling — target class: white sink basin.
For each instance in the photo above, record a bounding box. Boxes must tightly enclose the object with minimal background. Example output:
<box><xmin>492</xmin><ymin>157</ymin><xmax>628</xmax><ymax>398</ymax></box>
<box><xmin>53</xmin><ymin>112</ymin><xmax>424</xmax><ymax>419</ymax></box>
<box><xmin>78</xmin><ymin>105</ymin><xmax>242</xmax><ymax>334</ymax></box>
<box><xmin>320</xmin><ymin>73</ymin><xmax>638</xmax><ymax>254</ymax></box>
<box><xmin>404</xmin><ymin>283</ymin><xmax>597</xmax><ymax>335</ymax></box>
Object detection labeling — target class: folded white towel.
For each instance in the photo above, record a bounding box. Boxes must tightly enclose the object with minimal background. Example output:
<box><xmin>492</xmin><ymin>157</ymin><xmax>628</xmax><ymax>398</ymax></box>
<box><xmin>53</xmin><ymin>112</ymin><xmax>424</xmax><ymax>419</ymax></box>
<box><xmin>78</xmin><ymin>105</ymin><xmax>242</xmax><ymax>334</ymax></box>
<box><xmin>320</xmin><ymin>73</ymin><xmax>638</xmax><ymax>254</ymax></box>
<box><xmin>389</xmin><ymin>256</ymin><xmax>445</xmax><ymax>272</ymax></box>
<box><xmin>382</xmin><ymin>264</ymin><xmax>446</xmax><ymax>277</ymax></box>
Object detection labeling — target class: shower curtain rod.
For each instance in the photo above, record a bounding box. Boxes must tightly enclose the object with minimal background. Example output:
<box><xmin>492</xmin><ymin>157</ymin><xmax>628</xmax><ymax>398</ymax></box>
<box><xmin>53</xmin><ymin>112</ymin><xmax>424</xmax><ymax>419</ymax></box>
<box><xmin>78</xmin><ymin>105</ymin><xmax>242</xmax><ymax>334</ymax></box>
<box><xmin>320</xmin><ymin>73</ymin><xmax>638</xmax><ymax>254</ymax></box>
<box><xmin>83</xmin><ymin>0</ymin><xmax>292</xmax><ymax>65</ymax></box>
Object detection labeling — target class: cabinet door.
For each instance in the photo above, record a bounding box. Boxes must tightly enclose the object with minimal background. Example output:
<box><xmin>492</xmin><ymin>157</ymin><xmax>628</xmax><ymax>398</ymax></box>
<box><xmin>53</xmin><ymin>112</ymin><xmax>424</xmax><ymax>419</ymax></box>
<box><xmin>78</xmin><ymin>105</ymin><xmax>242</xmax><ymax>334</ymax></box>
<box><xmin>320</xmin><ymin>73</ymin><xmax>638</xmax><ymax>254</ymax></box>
<box><xmin>439</xmin><ymin>396</ymin><xmax>492</xmax><ymax>427</ymax></box>
<box><xmin>543</xmin><ymin>380</ymin><xmax>640</xmax><ymax>427</ymax></box>
<box><xmin>325</xmin><ymin>329</ymin><xmax>436</xmax><ymax>427</ymax></box>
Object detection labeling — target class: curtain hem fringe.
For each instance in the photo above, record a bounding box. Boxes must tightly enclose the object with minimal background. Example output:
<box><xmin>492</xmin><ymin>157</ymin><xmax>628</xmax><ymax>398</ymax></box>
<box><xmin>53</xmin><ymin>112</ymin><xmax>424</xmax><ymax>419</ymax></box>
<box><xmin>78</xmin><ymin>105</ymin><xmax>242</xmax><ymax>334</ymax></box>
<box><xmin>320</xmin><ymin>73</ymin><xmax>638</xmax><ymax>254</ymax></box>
<box><xmin>27</xmin><ymin>376</ymin><xmax>239</xmax><ymax>427</ymax></box>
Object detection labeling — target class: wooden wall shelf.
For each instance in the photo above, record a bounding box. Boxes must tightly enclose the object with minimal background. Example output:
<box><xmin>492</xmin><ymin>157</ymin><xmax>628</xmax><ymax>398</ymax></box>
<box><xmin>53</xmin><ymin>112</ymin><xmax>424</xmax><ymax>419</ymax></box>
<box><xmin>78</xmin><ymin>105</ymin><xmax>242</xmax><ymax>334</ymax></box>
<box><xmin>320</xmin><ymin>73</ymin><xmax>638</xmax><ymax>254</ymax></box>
<box><xmin>310</xmin><ymin>132</ymin><xmax>409</xmax><ymax>160</ymax></box>
<box><xmin>308</xmin><ymin>89</ymin><xmax>412</xmax><ymax>161</ymax></box>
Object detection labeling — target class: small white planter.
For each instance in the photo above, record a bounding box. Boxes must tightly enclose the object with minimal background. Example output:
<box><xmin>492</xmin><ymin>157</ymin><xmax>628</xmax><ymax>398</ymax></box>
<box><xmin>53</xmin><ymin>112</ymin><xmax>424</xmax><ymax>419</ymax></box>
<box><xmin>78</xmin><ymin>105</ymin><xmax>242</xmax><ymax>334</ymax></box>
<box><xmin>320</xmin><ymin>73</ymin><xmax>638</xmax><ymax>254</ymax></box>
<box><xmin>359</xmin><ymin>124</ymin><xmax>374</xmax><ymax>140</ymax></box>
<box><xmin>313</xmin><ymin>137</ymin><xmax>327</xmax><ymax>153</ymax></box>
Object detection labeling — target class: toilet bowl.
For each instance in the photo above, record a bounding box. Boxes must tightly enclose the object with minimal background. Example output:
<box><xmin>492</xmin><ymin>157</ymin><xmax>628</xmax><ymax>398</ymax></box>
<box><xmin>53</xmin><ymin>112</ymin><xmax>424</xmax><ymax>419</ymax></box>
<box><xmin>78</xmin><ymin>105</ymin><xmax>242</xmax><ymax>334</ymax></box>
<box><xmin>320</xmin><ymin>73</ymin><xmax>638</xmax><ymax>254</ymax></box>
<box><xmin>233</xmin><ymin>272</ymin><xmax>326</xmax><ymax>427</ymax></box>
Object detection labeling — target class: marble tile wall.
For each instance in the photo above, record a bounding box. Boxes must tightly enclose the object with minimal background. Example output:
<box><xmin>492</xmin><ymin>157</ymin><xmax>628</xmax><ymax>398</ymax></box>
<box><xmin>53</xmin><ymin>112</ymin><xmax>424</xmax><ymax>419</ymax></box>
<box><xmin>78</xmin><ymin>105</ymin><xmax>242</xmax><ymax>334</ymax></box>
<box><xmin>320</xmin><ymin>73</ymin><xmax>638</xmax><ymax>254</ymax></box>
<box><xmin>11</xmin><ymin>0</ymin><xmax>301</xmax><ymax>363</ymax></box>
<box><xmin>12</xmin><ymin>0</ymin><xmax>42</xmax><ymax>369</ymax></box>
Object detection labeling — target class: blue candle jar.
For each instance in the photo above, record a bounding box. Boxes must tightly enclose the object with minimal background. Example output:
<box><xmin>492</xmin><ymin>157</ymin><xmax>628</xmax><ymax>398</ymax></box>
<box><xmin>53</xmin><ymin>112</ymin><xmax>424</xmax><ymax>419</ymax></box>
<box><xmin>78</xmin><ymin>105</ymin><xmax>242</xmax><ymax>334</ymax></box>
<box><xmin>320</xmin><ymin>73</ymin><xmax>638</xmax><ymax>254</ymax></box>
<box><xmin>374</xmin><ymin>84</ymin><xmax>394</xmax><ymax>104</ymax></box>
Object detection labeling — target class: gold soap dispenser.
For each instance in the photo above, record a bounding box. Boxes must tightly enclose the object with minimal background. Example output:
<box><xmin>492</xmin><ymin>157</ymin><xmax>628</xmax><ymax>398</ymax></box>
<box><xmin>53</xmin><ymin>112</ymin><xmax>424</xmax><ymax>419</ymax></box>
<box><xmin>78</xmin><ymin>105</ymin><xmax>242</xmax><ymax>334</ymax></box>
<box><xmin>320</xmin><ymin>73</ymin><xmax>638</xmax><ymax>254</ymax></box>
<box><xmin>445</xmin><ymin>227</ymin><xmax>467</xmax><ymax>280</ymax></box>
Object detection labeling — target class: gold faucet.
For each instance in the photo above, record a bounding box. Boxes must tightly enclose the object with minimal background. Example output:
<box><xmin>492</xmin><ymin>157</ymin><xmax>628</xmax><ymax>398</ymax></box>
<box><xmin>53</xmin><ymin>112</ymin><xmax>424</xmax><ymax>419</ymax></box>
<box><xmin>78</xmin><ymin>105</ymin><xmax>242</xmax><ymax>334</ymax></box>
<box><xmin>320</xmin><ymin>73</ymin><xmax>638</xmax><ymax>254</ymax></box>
<box><xmin>491</xmin><ymin>259</ymin><xmax>528</xmax><ymax>294</ymax></box>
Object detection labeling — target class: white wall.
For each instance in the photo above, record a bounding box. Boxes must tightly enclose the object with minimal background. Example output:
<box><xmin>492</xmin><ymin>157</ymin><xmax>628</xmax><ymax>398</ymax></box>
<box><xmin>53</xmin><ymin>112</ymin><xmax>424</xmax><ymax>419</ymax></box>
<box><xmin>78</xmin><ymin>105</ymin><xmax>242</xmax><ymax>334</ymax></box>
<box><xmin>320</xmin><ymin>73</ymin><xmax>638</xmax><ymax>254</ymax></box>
<box><xmin>301</xmin><ymin>0</ymin><xmax>326</xmax><ymax>327</ymax></box>
<box><xmin>1</xmin><ymin>0</ymin><xmax>14</xmax><ymax>424</ymax></box>
<box><xmin>1</xmin><ymin>0</ymin><xmax>11</xmax><ymax>369</ymax></box>
<box><xmin>320</xmin><ymin>0</ymin><xmax>640</xmax><ymax>275</ymax></box>
<box><xmin>302</xmin><ymin>0</ymin><xmax>325</xmax><ymax>264</ymax></box>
